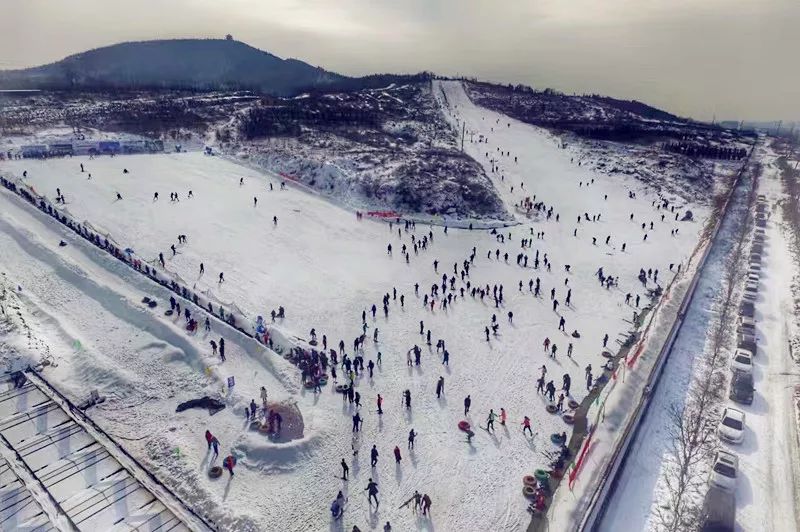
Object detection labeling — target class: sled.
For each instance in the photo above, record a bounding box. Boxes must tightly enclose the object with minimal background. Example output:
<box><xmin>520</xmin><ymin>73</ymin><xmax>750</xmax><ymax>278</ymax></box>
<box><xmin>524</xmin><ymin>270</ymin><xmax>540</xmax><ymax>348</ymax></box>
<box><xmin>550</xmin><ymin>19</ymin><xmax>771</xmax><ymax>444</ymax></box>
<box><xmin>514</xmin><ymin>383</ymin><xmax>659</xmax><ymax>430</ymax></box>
<box><xmin>208</xmin><ymin>466</ymin><xmax>223</xmax><ymax>479</ymax></box>
<box><xmin>457</xmin><ymin>420</ymin><xmax>471</xmax><ymax>432</ymax></box>
<box><xmin>522</xmin><ymin>485</ymin><xmax>537</xmax><ymax>498</ymax></box>
<box><xmin>523</xmin><ymin>475</ymin><xmax>537</xmax><ymax>486</ymax></box>
<box><xmin>164</xmin><ymin>309</ymin><xmax>174</xmax><ymax>316</ymax></box>
<box><xmin>562</xmin><ymin>413</ymin><xmax>575</xmax><ymax>425</ymax></box>
<box><xmin>567</xmin><ymin>399</ymin><xmax>579</xmax><ymax>410</ymax></box>
<box><xmin>545</xmin><ymin>404</ymin><xmax>558</xmax><ymax>414</ymax></box>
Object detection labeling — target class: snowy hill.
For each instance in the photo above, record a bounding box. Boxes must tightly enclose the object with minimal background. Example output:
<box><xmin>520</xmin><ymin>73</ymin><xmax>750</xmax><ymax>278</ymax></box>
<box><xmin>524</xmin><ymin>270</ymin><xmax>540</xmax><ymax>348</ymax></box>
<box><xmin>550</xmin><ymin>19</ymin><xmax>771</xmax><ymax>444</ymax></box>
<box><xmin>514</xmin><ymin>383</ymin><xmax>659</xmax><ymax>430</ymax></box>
<box><xmin>0</xmin><ymin>39</ymin><xmax>346</xmax><ymax>95</ymax></box>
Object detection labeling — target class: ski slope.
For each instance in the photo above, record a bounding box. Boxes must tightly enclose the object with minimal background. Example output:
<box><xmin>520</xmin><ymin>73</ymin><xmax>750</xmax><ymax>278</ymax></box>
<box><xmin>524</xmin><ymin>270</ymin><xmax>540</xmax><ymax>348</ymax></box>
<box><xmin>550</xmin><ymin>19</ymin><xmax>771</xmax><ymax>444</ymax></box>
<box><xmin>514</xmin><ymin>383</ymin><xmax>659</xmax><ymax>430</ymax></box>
<box><xmin>0</xmin><ymin>81</ymin><xmax>710</xmax><ymax>531</ymax></box>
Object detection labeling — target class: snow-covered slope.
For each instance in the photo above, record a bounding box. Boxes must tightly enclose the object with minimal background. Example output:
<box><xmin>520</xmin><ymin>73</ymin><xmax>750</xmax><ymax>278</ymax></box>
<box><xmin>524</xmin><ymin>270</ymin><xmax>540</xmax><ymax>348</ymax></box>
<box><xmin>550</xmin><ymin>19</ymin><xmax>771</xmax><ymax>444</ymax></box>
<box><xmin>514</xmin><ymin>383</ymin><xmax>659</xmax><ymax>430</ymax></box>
<box><xmin>0</xmin><ymin>81</ymin><xmax>713</xmax><ymax>531</ymax></box>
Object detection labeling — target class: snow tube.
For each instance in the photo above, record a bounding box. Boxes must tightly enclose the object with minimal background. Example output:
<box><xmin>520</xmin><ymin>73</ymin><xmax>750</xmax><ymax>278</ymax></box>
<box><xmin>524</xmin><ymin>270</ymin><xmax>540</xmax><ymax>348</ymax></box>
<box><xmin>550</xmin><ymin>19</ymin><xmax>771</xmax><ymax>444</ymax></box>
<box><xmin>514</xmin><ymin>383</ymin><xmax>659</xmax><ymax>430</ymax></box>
<box><xmin>208</xmin><ymin>466</ymin><xmax>223</xmax><ymax>479</ymax></box>
<box><xmin>304</xmin><ymin>381</ymin><xmax>315</xmax><ymax>389</ymax></box>
<box><xmin>319</xmin><ymin>375</ymin><xmax>328</xmax><ymax>385</ymax></box>
<box><xmin>458</xmin><ymin>420</ymin><xmax>471</xmax><ymax>432</ymax></box>
<box><xmin>523</xmin><ymin>475</ymin><xmax>537</xmax><ymax>486</ymax></box>
<box><xmin>568</xmin><ymin>399</ymin><xmax>580</xmax><ymax>410</ymax></box>
<box><xmin>258</xmin><ymin>424</ymin><xmax>271</xmax><ymax>434</ymax></box>
<box><xmin>562</xmin><ymin>413</ymin><xmax>575</xmax><ymax>425</ymax></box>
<box><xmin>335</xmin><ymin>384</ymin><xmax>350</xmax><ymax>393</ymax></box>
<box><xmin>534</xmin><ymin>469</ymin><xmax>550</xmax><ymax>482</ymax></box>
<box><xmin>522</xmin><ymin>485</ymin><xmax>537</xmax><ymax>498</ymax></box>
<box><xmin>550</xmin><ymin>468</ymin><xmax>564</xmax><ymax>479</ymax></box>
<box><xmin>546</xmin><ymin>404</ymin><xmax>558</xmax><ymax>414</ymax></box>
<box><xmin>249</xmin><ymin>421</ymin><xmax>261</xmax><ymax>431</ymax></box>
<box><xmin>601</xmin><ymin>350</ymin><xmax>614</xmax><ymax>359</ymax></box>
<box><xmin>550</xmin><ymin>433</ymin><xmax>565</xmax><ymax>444</ymax></box>
<box><xmin>283</xmin><ymin>352</ymin><xmax>293</xmax><ymax>360</ymax></box>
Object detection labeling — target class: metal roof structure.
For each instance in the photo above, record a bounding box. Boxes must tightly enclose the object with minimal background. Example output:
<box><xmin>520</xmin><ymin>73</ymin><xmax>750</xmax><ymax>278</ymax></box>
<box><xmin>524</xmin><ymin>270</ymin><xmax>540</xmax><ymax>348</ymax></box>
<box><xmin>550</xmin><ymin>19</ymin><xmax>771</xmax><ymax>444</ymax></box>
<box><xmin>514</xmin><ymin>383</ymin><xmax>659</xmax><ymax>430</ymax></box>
<box><xmin>0</xmin><ymin>375</ymin><xmax>197</xmax><ymax>532</ymax></box>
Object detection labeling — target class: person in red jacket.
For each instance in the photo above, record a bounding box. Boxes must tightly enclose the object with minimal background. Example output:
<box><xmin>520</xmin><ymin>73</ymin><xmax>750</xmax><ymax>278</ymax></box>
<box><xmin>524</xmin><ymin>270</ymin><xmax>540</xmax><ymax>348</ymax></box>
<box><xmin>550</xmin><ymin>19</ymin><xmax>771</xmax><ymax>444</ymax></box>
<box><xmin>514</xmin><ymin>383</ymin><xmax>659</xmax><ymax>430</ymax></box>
<box><xmin>393</xmin><ymin>446</ymin><xmax>402</xmax><ymax>463</ymax></box>
<box><xmin>205</xmin><ymin>430</ymin><xmax>214</xmax><ymax>449</ymax></box>
<box><xmin>223</xmin><ymin>455</ymin><xmax>236</xmax><ymax>476</ymax></box>
<box><xmin>521</xmin><ymin>416</ymin><xmax>533</xmax><ymax>436</ymax></box>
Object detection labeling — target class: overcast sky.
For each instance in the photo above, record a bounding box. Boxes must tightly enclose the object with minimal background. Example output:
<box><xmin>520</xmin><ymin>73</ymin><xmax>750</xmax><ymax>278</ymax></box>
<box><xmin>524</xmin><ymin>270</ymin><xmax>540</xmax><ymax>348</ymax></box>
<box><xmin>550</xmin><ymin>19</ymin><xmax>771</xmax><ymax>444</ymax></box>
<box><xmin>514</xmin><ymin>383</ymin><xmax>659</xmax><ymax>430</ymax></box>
<box><xmin>3</xmin><ymin>0</ymin><xmax>797</xmax><ymax>121</ymax></box>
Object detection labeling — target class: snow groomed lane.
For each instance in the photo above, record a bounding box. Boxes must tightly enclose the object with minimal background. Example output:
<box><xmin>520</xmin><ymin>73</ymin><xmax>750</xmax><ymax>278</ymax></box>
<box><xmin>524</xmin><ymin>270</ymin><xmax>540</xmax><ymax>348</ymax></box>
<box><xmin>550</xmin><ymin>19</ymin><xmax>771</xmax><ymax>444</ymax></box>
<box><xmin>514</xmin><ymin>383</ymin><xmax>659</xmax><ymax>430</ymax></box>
<box><xmin>0</xmin><ymin>373</ymin><xmax>193</xmax><ymax>532</ymax></box>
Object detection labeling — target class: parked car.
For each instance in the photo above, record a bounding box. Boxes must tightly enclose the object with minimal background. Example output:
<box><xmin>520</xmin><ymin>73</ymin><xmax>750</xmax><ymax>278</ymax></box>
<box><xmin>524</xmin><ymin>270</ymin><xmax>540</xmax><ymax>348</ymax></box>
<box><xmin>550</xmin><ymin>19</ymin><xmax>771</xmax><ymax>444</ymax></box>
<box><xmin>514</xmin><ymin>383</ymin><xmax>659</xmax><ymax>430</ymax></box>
<box><xmin>730</xmin><ymin>371</ymin><xmax>754</xmax><ymax>405</ymax></box>
<box><xmin>738</xmin><ymin>337</ymin><xmax>757</xmax><ymax>355</ymax></box>
<box><xmin>718</xmin><ymin>407</ymin><xmax>746</xmax><ymax>444</ymax></box>
<box><xmin>709</xmin><ymin>450</ymin><xmax>738</xmax><ymax>491</ymax></box>
<box><xmin>738</xmin><ymin>314</ymin><xmax>756</xmax><ymax>329</ymax></box>
<box><xmin>731</xmin><ymin>349</ymin><xmax>754</xmax><ymax>373</ymax></box>
<box><xmin>700</xmin><ymin>486</ymin><xmax>736</xmax><ymax>532</ymax></box>
<box><xmin>742</xmin><ymin>288</ymin><xmax>758</xmax><ymax>303</ymax></box>
<box><xmin>737</xmin><ymin>321</ymin><xmax>756</xmax><ymax>337</ymax></box>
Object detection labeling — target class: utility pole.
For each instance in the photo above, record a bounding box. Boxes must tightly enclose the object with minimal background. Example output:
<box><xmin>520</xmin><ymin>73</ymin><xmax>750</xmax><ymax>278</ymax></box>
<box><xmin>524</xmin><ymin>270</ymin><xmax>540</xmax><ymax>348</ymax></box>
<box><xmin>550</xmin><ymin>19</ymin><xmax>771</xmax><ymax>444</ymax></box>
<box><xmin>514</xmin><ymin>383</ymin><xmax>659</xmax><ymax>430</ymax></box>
<box><xmin>461</xmin><ymin>121</ymin><xmax>465</xmax><ymax>152</ymax></box>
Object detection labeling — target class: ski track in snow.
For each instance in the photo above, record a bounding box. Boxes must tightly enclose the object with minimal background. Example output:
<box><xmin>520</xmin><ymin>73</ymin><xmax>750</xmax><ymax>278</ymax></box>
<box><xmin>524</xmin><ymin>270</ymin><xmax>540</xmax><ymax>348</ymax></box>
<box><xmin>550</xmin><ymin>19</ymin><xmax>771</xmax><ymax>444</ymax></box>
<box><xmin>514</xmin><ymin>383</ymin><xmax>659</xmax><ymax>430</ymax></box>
<box><xmin>0</xmin><ymin>80</ymin><xmax>710</xmax><ymax>531</ymax></box>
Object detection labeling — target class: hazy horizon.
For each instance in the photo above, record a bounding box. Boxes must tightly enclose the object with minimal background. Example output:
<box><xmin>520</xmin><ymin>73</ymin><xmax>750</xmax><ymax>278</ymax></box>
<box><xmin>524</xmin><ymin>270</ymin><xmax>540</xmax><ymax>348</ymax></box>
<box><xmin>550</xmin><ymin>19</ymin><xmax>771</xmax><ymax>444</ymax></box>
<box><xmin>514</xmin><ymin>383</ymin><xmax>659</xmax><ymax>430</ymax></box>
<box><xmin>3</xmin><ymin>0</ymin><xmax>798</xmax><ymax>122</ymax></box>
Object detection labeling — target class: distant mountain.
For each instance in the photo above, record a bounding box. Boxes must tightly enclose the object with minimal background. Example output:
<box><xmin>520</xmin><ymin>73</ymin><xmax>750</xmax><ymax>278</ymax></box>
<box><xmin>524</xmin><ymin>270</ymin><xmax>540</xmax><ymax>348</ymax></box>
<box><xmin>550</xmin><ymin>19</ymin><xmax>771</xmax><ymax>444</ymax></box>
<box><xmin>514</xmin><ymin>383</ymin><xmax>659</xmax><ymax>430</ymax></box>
<box><xmin>0</xmin><ymin>38</ymin><xmax>347</xmax><ymax>95</ymax></box>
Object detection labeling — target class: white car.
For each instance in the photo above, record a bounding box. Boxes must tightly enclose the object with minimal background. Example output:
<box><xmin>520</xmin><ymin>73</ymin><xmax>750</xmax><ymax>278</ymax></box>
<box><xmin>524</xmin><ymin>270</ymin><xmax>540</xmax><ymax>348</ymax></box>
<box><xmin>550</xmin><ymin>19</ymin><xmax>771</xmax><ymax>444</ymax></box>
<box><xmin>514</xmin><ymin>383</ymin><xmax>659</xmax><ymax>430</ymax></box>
<box><xmin>709</xmin><ymin>450</ymin><xmax>738</xmax><ymax>491</ymax></box>
<box><xmin>718</xmin><ymin>407</ymin><xmax>745</xmax><ymax>444</ymax></box>
<box><xmin>731</xmin><ymin>349</ymin><xmax>754</xmax><ymax>373</ymax></box>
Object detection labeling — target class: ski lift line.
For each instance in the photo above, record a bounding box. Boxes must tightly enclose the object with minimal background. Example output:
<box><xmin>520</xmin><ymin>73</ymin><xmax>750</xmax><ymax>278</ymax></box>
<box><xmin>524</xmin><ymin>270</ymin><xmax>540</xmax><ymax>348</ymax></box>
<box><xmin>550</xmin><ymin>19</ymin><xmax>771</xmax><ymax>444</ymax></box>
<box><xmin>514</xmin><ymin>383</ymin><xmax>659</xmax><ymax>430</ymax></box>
<box><xmin>576</xmin><ymin>140</ymin><xmax>758</xmax><ymax>532</ymax></box>
<box><xmin>23</xmin><ymin>370</ymin><xmax>214</xmax><ymax>532</ymax></box>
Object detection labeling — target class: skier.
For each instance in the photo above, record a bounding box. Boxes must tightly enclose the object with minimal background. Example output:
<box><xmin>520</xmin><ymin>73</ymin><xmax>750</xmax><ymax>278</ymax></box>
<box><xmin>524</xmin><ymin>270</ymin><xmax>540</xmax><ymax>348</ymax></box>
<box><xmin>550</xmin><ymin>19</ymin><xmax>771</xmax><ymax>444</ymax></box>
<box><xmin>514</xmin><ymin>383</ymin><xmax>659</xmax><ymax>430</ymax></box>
<box><xmin>341</xmin><ymin>458</ymin><xmax>349</xmax><ymax>480</ymax></box>
<box><xmin>205</xmin><ymin>430</ymin><xmax>214</xmax><ymax>449</ymax></box>
<box><xmin>223</xmin><ymin>455</ymin><xmax>236</xmax><ymax>476</ymax></box>
<box><xmin>421</xmin><ymin>494</ymin><xmax>432</xmax><ymax>516</ymax></box>
<box><xmin>370</xmin><ymin>445</ymin><xmax>379</xmax><ymax>467</ymax></box>
<box><xmin>521</xmin><ymin>416</ymin><xmax>533</xmax><ymax>436</ymax></box>
<box><xmin>219</xmin><ymin>338</ymin><xmax>225</xmax><ymax>362</ymax></box>
<box><xmin>219</xmin><ymin>272</ymin><xmax>224</xmax><ymax>283</ymax></box>
<box><xmin>377</xmin><ymin>394</ymin><xmax>383</xmax><ymax>414</ymax></box>
<box><xmin>486</xmin><ymin>409</ymin><xmax>497</xmax><ymax>431</ymax></box>
<box><xmin>331</xmin><ymin>491</ymin><xmax>345</xmax><ymax>519</ymax></box>
<box><xmin>394</xmin><ymin>446</ymin><xmax>402</xmax><ymax>463</ymax></box>
<box><xmin>436</xmin><ymin>376</ymin><xmax>445</xmax><ymax>398</ymax></box>
<box><xmin>464</xmin><ymin>395</ymin><xmax>471</xmax><ymax>416</ymax></box>
<box><xmin>365</xmin><ymin>479</ymin><xmax>379</xmax><ymax>506</ymax></box>
<box><xmin>210</xmin><ymin>436</ymin><xmax>220</xmax><ymax>459</ymax></box>
<box><xmin>500</xmin><ymin>407</ymin><xmax>507</xmax><ymax>426</ymax></box>
<box><xmin>408</xmin><ymin>429</ymin><xmax>416</xmax><ymax>449</ymax></box>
